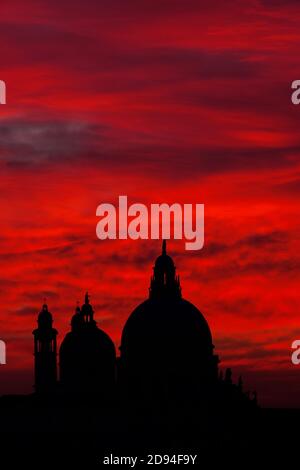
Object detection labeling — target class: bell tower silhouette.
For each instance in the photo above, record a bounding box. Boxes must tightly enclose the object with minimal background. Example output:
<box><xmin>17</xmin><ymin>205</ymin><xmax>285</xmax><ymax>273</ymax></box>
<box><xmin>32</xmin><ymin>301</ymin><xmax>58</xmax><ymax>393</ymax></box>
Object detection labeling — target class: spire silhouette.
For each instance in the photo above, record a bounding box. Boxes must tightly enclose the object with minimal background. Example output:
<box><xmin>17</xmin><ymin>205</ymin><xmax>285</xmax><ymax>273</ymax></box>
<box><xmin>162</xmin><ymin>239</ymin><xmax>167</xmax><ymax>255</ymax></box>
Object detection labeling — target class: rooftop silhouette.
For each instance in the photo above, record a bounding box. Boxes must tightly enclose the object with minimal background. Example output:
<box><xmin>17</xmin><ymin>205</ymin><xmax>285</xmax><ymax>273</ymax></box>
<box><xmin>0</xmin><ymin>241</ymin><xmax>264</xmax><ymax>466</ymax></box>
<box><xmin>31</xmin><ymin>240</ymin><xmax>256</xmax><ymax>410</ymax></box>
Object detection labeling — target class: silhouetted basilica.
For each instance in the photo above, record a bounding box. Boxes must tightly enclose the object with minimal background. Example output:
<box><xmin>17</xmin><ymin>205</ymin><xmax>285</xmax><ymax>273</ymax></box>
<box><xmin>32</xmin><ymin>241</ymin><xmax>256</xmax><ymax>410</ymax></box>
<box><xmin>0</xmin><ymin>241</ymin><xmax>263</xmax><ymax>467</ymax></box>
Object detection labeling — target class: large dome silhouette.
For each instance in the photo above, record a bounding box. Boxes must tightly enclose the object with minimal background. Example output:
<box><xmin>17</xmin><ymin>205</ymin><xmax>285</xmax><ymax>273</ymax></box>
<box><xmin>119</xmin><ymin>241</ymin><xmax>219</xmax><ymax>399</ymax></box>
<box><xmin>121</xmin><ymin>298</ymin><xmax>213</xmax><ymax>359</ymax></box>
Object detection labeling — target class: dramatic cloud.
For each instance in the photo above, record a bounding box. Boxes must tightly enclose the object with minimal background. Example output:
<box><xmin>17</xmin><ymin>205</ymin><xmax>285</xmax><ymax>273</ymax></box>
<box><xmin>1</xmin><ymin>0</ymin><xmax>300</xmax><ymax>407</ymax></box>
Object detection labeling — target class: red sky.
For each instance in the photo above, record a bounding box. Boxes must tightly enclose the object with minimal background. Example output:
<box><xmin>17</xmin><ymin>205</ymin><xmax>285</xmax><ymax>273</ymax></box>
<box><xmin>1</xmin><ymin>0</ymin><xmax>300</xmax><ymax>407</ymax></box>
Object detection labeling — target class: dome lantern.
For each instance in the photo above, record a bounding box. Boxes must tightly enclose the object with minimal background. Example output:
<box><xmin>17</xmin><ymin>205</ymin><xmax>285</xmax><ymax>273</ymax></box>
<box><xmin>149</xmin><ymin>240</ymin><xmax>181</xmax><ymax>299</ymax></box>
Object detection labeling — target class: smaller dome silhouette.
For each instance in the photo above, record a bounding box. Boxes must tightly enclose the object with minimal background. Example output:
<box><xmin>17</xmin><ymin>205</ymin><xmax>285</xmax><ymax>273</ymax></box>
<box><xmin>59</xmin><ymin>293</ymin><xmax>116</xmax><ymax>395</ymax></box>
